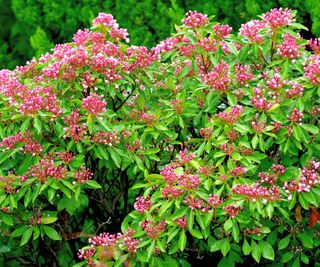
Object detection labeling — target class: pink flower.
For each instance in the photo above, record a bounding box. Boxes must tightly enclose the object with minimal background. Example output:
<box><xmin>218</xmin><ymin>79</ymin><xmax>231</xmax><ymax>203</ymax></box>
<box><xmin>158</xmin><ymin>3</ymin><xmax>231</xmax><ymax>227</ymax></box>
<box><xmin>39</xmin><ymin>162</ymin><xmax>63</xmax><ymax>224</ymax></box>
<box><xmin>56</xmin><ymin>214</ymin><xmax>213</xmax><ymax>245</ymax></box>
<box><xmin>229</xmin><ymin>166</ymin><xmax>247</xmax><ymax>177</ymax></box>
<box><xmin>308</xmin><ymin>38</ymin><xmax>320</xmax><ymax>54</ymax></box>
<box><xmin>288</xmin><ymin>108</ymin><xmax>304</xmax><ymax>124</ymax></box>
<box><xmin>82</xmin><ymin>93</ymin><xmax>106</xmax><ymax>115</ymax></box>
<box><xmin>304</xmin><ymin>55</ymin><xmax>320</xmax><ymax>85</ymax></box>
<box><xmin>215</xmin><ymin>105</ymin><xmax>244</xmax><ymax>124</ymax></box>
<box><xmin>262</xmin><ymin>8</ymin><xmax>295</xmax><ymax>29</ymax></box>
<box><xmin>212</xmin><ymin>24</ymin><xmax>232</xmax><ymax>39</ymax></box>
<box><xmin>134</xmin><ymin>196</ymin><xmax>152</xmax><ymax>213</ymax></box>
<box><xmin>75</xmin><ymin>167</ymin><xmax>93</xmax><ymax>183</ymax></box>
<box><xmin>223</xmin><ymin>204</ymin><xmax>241</xmax><ymax>218</ymax></box>
<box><xmin>182</xmin><ymin>11</ymin><xmax>208</xmax><ymax>28</ymax></box>
<box><xmin>202</xmin><ymin>61</ymin><xmax>229</xmax><ymax>92</ymax></box>
<box><xmin>92</xmin><ymin>131</ymin><xmax>120</xmax><ymax>147</ymax></box>
<box><xmin>239</xmin><ymin>20</ymin><xmax>265</xmax><ymax>43</ymax></box>
<box><xmin>174</xmin><ymin>216</ymin><xmax>188</xmax><ymax>228</ymax></box>
<box><xmin>277</xmin><ymin>33</ymin><xmax>304</xmax><ymax>59</ymax></box>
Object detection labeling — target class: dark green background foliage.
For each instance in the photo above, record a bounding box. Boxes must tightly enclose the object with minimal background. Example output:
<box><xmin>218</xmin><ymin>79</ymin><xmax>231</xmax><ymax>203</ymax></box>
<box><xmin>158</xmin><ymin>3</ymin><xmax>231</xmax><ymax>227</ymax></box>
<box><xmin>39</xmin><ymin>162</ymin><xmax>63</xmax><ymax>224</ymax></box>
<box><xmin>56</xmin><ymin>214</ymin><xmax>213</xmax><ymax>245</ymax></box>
<box><xmin>0</xmin><ymin>0</ymin><xmax>319</xmax><ymax>70</ymax></box>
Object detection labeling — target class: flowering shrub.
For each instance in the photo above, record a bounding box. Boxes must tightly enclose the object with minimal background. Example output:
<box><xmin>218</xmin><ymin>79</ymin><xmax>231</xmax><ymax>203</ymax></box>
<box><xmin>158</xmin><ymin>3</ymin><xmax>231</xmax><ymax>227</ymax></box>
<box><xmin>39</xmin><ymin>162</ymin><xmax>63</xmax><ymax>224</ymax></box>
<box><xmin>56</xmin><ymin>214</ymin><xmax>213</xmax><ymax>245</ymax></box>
<box><xmin>0</xmin><ymin>7</ymin><xmax>319</xmax><ymax>267</ymax></box>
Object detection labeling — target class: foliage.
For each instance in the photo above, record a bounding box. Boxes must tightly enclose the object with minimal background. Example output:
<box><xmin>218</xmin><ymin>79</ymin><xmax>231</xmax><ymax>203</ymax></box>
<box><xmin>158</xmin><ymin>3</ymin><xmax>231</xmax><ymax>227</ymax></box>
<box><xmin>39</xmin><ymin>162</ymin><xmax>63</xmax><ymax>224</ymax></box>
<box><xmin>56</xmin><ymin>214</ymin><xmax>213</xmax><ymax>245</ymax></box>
<box><xmin>1</xmin><ymin>0</ymin><xmax>320</xmax><ymax>69</ymax></box>
<box><xmin>0</xmin><ymin>7</ymin><xmax>320</xmax><ymax>267</ymax></box>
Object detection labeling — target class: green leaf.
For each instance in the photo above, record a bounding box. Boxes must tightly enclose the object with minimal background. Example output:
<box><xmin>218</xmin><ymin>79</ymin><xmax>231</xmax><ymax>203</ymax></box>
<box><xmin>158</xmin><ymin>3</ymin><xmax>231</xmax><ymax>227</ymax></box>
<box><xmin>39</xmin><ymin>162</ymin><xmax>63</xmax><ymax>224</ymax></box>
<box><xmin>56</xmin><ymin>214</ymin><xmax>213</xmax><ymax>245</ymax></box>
<box><xmin>252</xmin><ymin>135</ymin><xmax>258</xmax><ymax>149</ymax></box>
<box><xmin>42</xmin><ymin>225</ymin><xmax>62</xmax><ymax>240</ymax></box>
<box><xmin>280</xmin><ymin>252</ymin><xmax>293</xmax><ymax>262</ymax></box>
<box><xmin>147</xmin><ymin>240</ymin><xmax>155</xmax><ymax>260</ymax></box>
<box><xmin>109</xmin><ymin>148</ymin><xmax>121</xmax><ymax>168</ymax></box>
<box><xmin>221</xmin><ymin>239</ymin><xmax>230</xmax><ymax>256</ymax></box>
<box><xmin>1</xmin><ymin>212</ymin><xmax>13</xmax><ymax>226</ymax></box>
<box><xmin>302</xmin><ymin>124</ymin><xmax>319</xmax><ymax>135</ymax></box>
<box><xmin>85</xmin><ymin>180</ymin><xmax>102</xmax><ymax>189</ymax></box>
<box><xmin>11</xmin><ymin>226</ymin><xmax>29</xmax><ymax>237</ymax></box>
<box><xmin>41</xmin><ymin>216</ymin><xmax>58</xmax><ymax>224</ymax></box>
<box><xmin>223</xmin><ymin>218</ymin><xmax>233</xmax><ymax>232</ymax></box>
<box><xmin>278</xmin><ymin>235</ymin><xmax>291</xmax><ymax>250</ymax></box>
<box><xmin>179</xmin><ymin>230</ymin><xmax>187</xmax><ymax>251</ymax></box>
<box><xmin>251</xmin><ymin>240</ymin><xmax>261</xmax><ymax>263</ymax></box>
<box><xmin>20</xmin><ymin>227</ymin><xmax>33</xmax><ymax>246</ymax></box>
<box><xmin>242</xmin><ymin>238</ymin><xmax>251</xmax><ymax>255</ymax></box>
<box><xmin>189</xmin><ymin>228</ymin><xmax>203</xmax><ymax>239</ymax></box>
<box><xmin>232</xmin><ymin>220</ymin><xmax>240</xmax><ymax>243</ymax></box>
<box><xmin>33</xmin><ymin>117</ymin><xmax>42</xmax><ymax>134</ymax></box>
<box><xmin>227</xmin><ymin>93</ymin><xmax>237</xmax><ymax>106</ymax></box>
<box><xmin>259</xmin><ymin>240</ymin><xmax>275</xmax><ymax>260</ymax></box>
<box><xmin>299</xmin><ymin>232</ymin><xmax>313</xmax><ymax>248</ymax></box>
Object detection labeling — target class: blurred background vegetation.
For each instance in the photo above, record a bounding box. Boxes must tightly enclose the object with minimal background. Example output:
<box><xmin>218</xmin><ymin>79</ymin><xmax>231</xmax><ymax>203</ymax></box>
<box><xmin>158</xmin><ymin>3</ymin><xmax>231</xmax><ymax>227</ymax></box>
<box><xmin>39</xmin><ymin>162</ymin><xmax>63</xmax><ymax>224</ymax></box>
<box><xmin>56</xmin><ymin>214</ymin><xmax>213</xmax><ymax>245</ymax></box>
<box><xmin>0</xmin><ymin>0</ymin><xmax>318</xmax><ymax>70</ymax></box>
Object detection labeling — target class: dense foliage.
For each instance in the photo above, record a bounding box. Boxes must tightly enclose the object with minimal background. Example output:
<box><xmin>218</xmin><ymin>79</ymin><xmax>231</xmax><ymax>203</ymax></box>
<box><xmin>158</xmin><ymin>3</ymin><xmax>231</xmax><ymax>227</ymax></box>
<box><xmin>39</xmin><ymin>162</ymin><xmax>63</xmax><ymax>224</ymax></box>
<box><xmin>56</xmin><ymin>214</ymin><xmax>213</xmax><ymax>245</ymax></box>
<box><xmin>0</xmin><ymin>7</ymin><xmax>320</xmax><ymax>267</ymax></box>
<box><xmin>1</xmin><ymin>0</ymin><xmax>320</xmax><ymax>69</ymax></box>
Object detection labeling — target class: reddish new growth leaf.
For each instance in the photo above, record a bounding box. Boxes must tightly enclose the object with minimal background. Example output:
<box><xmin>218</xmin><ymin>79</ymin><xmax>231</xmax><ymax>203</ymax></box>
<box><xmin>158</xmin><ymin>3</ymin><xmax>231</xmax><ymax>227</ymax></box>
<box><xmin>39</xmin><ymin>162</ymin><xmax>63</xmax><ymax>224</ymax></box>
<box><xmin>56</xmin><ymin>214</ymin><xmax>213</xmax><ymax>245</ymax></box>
<box><xmin>309</xmin><ymin>205</ymin><xmax>320</xmax><ymax>228</ymax></box>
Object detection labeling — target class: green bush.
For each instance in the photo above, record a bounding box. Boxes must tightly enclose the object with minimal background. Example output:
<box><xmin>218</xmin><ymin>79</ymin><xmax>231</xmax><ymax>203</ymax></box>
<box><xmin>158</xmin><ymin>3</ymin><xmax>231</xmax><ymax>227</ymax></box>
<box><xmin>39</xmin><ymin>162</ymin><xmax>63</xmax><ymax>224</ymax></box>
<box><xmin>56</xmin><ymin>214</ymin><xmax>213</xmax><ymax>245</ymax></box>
<box><xmin>0</xmin><ymin>7</ymin><xmax>320</xmax><ymax>267</ymax></box>
<box><xmin>1</xmin><ymin>0</ymin><xmax>320</xmax><ymax>70</ymax></box>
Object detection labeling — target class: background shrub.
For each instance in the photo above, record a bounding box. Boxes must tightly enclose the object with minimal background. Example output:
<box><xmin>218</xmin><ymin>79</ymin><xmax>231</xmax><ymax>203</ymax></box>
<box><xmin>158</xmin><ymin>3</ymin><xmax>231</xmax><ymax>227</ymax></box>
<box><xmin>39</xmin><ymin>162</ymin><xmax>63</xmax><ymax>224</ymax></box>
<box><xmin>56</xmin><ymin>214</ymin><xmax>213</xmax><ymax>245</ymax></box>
<box><xmin>0</xmin><ymin>0</ymin><xmax>319</xmax><ymax>69</ymax></box>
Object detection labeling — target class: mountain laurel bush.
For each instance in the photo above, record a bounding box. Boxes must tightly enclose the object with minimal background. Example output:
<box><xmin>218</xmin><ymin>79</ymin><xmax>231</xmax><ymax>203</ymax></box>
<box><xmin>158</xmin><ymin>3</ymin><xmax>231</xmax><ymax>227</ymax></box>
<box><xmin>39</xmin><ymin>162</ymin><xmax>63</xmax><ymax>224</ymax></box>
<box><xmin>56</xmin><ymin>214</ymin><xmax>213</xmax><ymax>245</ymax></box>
<box><xmin>0</xmin><ymin>7</ymin><xmax>320</xmax><ymax>267</ymax></box>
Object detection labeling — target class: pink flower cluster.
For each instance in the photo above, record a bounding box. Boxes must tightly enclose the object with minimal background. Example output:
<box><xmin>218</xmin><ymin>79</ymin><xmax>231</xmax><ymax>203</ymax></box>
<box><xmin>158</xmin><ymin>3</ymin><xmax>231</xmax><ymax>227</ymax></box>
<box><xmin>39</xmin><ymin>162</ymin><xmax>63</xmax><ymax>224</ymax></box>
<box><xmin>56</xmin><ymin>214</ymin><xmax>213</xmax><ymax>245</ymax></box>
<box><xmin>184</xmin><ymin>195</ymin><xmax>208</xmax><ymax>212</ymax></box>
<box><xmin>198</xmin><ymin>38</ymin><xmax>217</xmax><ymax>52</ymax></box>
<box><xmin>176</xmin><ymin>150</ymin><xmax>196</xmax><ymax>164</ymax></box>
<box><xmin>182</xmin><ymin>11</ymin><xmax>208</xmax><ymax>28</ymax></box>
<box><xmin>232</xmin><ymin>183</ymin><xmax>281</xmax><ymax>201</ymax></box>
<box><xmin>308</xmin><ymin>38</ymin><xmax>320</xmax><ymax>54</ymax></box>
<box><xmin>288</xmin><ymin>108</ymin><xmax>304</xmax><ymax>124</ymax></box>
<box><xmin>200</xmin><ymin>127</ymin><xmax>212</xmax><ymax>139</ymax></box>
<box><xmin>251</xmin><ymin>86</ymin><xmax>274</xmax><ymax>111</ymax></box>
<box><xmin>212</xmin><ymin>24</ymin><xmax>232</xmax><ymax>39</ymax></box>
<box><xmin>78</xmin><ymin>247</ymin><xmax>96</xmax><ymax>267</ymax></box>
<box><xmin>239</xmin><ymin>20</ymin><xmax>265</xmax><ymax>43</ymax></box>
<box><xmin>174</xmin><ymin>216</ymin><xmax>188</xmax><ymax>228</ymax></box>
<box><xmin>229</xmin><ymin>166</ymin><xmax>247</xmax><ymax>177</ymax></box>
<box><xmin>0</xmin><ymin>174</ymin><xmax>17</xmax><ymax>194</ymax></box>
<box><xmin>162</xmin><ymin>185</ymin><xmax>184</xmax><ymax>198</ymax></box>
<box><xmin>92</xmin><ymin>131</ymin><xmax>120</xmax><ymax>147</ymax></box>
<box><xmin>89</xmin><ymin>232</ymin><xmax>118</xmax><ymax>247</ymax></box>
<box><xmin>235</xmin><ymin>65</ymin><xmax>254</xmax><ymax>85</ymax></box>
<box><xmin>28</xmin><ymin>156</ymin><xmax>67</xmax><ymax>182</ymax></box>
<box><xmin>284</xmin><ymin>160</ymin><xmax>320</xmax><ymax>193</ymax></box>
<box><xmin>304</xmin><ymin>55</ymin><xmax>320</xmax><ymax>85</ymax></box>
<box><xmin>215</xmin><ymin>105</ymin><xmax>244</xmax><ymax>124</ymax></box>
<box><xmin>262</xmin><ymin>8</ymin><xmax>295</xmax><ymax>29</ymax></box>
<box><xmin>155</xmin><ymin>37</ymin><xmax>180</xmax><ymax>53</ymax></box>
<box><xmin>251</xmin><ymin>119</ymin><xmax>266</xmax><ymax>134</ymax></box>
<box><xmin>0</xmin><ymin>131</ymin><xmax>42</xmax><ymax>155</ymax></box>
<box><xmin>18</xmin><ymin>86</ymin><xmax>62</xmax><ymax>116</ymax></box>
<box><xmin>93</xmin><ymin>13</ymin><xmax>128</xmax><ymax>41</ymax></box>
<box><xmin>130</xmin><ymin>109</ymin><xmax>158</xmax><ymax>126</ymax></box>
<box><xmin>75</xmin><ymin>167</ymin><xmax>93</xmax><ymax>183</ymax></box>
<box><xmin>220</xmin><ymin>143</ymin><xmax>235</xmax><ymax>156</ymax></box>
<box><xmin>207</xmin><ymin>194</ymin><xmax>223</xmax><ymax>208</ymax></box>
<box><xmin>117</xmin><ymin>228</ymin><xmax>139</xmax><ymax>254</ymax></box>
<box><xmin>178</xmin><ymin>174</ymin><xmax>201</xmax><ymax>190</ymax></box>
<box><xmin>277</xmin><ymin>33</ymin><xmax>304</xmax><ymax>59</ymax></box>
<box><xmin>134</xmin><ymin>196</ymin><xmax>152</xmax><ymax>213</ymax></box>
<box><xmin>160</xmin><ymin>166</ymin><xmax>179</xmax><ymax>184</ymax></box>
<box><xmin>202</xmin><ymin>61</ymin><xmax>229</xmax><ymax>92</ymax></box>
<box><xmin>170</xmin><ymin>99</ymin><xmax>183</xmax><ymax>114</ymax></box>
<box><xmin>140</xmin><ymin>219</ymin><xmax>166</xmax><ymax>239</ymax></box>
<box><xmin>266</xmin><ymin>72</ymin><xmax>286</xmax><ymax>91</ymax></box>
<box><xmin>63</xmin><ymin>112</ymin><xmax>87</xmax><ymax>142</ymax></box>
<box><xmin>126</xmin><ymin>46</ymin><xmax>157</xmax><ymax>72</ymax></box>
<box><xmin>223</xmin><ymin>204</ymin><xmax>241</xmax><ymax>218</ymax></box>
<box><xmin>285</xmin><ymin>82</ymin><xmax>304</xmax><ymax>98</ymax></box>
<box><xmin>82</xmin><ymin>93</ymin><xmax>106</xmax><ymax>115</ymax></box>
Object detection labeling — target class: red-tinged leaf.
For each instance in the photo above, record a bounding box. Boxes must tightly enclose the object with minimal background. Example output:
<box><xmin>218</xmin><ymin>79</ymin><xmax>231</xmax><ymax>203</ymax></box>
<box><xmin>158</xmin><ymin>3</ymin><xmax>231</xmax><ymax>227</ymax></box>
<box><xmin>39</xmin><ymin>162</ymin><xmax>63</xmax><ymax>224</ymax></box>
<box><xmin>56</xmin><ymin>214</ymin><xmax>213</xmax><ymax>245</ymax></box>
<box><xmin>309</xmin><ymin>205</ymin><xmax>320</xmax><ymax>228</ymax></box>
